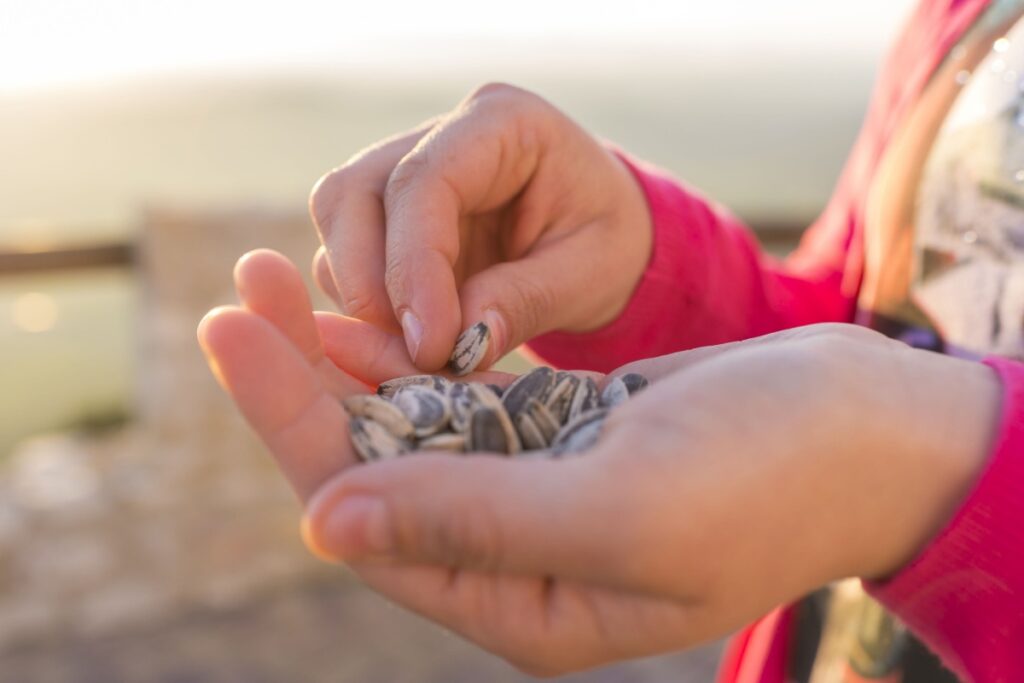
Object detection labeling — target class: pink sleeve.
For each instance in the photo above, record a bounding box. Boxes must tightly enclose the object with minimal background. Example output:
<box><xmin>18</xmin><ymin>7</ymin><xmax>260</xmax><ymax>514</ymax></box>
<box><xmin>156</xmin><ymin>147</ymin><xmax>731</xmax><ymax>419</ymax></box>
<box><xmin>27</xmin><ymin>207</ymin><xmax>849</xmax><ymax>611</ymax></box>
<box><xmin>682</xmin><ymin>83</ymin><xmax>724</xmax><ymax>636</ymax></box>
<box><xmin>865</xmin><ymin>357</ymin><xmax>1024</xmax><ymax>682</ymax></box>
<box><xmin>525</xmin><ymin>155</ymin><xmax>856</xmax><ymax>372</ymax></box>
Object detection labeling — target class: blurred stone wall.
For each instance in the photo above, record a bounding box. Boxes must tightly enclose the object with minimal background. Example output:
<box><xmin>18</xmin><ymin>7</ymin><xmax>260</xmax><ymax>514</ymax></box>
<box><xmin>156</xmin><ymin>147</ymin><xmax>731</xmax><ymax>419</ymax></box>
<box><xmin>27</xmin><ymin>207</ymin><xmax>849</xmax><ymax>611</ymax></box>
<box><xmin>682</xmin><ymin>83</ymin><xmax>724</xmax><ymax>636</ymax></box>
<box><xmin>0</xmin><ymin>207</ymin><xmax>336</xmax><ymax>648</ymax></box>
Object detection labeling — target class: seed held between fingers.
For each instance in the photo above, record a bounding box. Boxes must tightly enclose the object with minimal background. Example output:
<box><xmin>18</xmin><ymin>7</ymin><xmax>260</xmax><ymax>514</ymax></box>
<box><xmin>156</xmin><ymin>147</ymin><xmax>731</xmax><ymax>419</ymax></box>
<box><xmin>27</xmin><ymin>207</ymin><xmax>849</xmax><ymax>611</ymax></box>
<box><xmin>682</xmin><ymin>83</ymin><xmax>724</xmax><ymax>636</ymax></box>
<box><xmin>448</xmin><ymin>322</ymin><xmax>491</xmax><ymax>376</ymax></box>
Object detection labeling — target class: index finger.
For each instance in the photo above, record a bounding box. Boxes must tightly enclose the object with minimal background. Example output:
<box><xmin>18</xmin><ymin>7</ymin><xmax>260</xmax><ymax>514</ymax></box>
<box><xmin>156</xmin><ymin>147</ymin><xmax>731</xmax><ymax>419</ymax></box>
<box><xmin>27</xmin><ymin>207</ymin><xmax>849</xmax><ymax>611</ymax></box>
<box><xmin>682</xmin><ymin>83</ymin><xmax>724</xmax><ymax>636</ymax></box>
<box><xmin>310</xmin><ymin>120</ymin><xmax>438</xmax><ymax>331</ymax></box>
<box><xmin>382</xmin><ymin>86</ymin><xmax>546</xmax><ymax>371</ymax></box>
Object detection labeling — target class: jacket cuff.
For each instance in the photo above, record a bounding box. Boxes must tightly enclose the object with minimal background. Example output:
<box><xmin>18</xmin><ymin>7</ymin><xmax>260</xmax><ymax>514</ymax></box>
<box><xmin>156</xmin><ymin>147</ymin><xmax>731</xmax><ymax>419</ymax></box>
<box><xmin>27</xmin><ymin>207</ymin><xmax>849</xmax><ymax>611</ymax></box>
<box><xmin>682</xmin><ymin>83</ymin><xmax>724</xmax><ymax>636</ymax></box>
<box><xmin>864</xmin><ymin>356</ymin><xmax>1024</xmax><ymax>680</ymax></box>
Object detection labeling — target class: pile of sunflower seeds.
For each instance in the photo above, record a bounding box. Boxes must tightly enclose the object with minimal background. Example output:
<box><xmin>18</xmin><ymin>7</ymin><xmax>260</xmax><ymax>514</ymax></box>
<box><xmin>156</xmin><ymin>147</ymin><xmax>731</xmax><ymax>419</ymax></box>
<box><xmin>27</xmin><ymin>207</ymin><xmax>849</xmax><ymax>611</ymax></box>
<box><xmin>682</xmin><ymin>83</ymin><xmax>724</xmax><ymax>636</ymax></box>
<box><xmin>344</xmin><ymin>366</ymin><xmax>649</xmax><ymax>462</ymax></box>
<box><xmin>343</xmin><ymin>322</ymin><xmax>648</xmax><ymax>461</ymax></box>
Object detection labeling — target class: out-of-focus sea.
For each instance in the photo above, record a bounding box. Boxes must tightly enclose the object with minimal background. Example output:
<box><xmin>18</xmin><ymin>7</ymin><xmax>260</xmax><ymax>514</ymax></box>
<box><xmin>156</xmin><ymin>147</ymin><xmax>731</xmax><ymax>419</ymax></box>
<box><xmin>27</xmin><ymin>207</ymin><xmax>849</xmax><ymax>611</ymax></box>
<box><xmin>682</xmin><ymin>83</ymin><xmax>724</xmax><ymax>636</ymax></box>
<box><xmin>0</xmin><ymin>58</ymin><xmax>876</xmax><ymax>455</ymax></box>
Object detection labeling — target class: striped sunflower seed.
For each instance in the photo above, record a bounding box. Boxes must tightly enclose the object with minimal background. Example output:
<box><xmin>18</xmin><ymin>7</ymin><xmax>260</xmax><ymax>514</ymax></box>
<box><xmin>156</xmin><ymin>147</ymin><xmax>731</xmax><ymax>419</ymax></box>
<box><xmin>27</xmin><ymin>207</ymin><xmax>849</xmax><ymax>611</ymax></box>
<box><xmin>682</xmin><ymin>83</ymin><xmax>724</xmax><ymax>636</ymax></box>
<box><xmin>545</xmin><ymin>371</ymin><xmax>579</xmax><ymax>424</ymax></box>
<box><xmin>377</xmin><ymin>374</ymin><xmax>452</xmax><ymax>399</ymax></box>
<box><xmin>599</xmin><ymin>376</ymin><xmax>630</xmax><ymax>409</ymax></box>
<box><xmin>515</xmin><ymin>411</ymin><xmax>548</xmax><ymax>450</ymax></box>
<box><xmin>466</xmin><ymin>381</ymin><xmax>505</xmax><ymax>412</ymax></box>
<box><xmin>523</xmin><ymin>397</ymin><xmax>560</xmax><ymax>443</ymax></box>
<box><xmin>448</xmin><ymin>322</ymin><xmax>491</xmax><ymax>376</ymax></box>
<box><xmin>448</xmin><ymin>382</ymin><xmax>475</xmax><ymax>433</ymax></box>
<box><xmin>620</xmin><ymin>373</ymin><xmax>649</xmax><ymax>395</ymax></box>
<box><xmin>567</xmin><ymin>376</ymin><xmax>600</xmax><ymax>421</ymax></box>
<box><xmin>469</xmin><ymin>406</ymin><xmax>521</xmax><ymax>455</ymax></box>
<box><xmin>341</xmin><ymin>394</ymin><xmax>416</xmax><ymax>440</ymax></box>
<box><xmin>502</xmin><ymin>366</ymin><xmax>555</xmax><ymax>418</ymax></box>
<box><xmin>551</xmin><ymin>408</ymin><xmax>608</xmax><ymax>456</ymax></box>
<box><xmin>350</xmin><ymin>416</ymin><xmax>412</xmax><ymax>462</ymax></box>
<box><xmin>418</xmin><ymin>432</ymin><xmax>467</xmax><ymax>453</ymax></box>
<box><xmin>392</xmin><ymin>386</ymin><xmax>451</xmax><ymax>437</ymax></box>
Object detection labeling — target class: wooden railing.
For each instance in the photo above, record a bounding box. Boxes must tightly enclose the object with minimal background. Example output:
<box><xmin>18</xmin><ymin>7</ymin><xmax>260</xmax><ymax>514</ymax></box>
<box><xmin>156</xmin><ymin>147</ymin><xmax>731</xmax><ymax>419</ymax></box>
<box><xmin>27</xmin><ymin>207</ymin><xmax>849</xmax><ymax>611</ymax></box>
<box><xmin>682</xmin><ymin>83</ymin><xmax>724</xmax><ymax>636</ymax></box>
<box><xmin>0</xmin><ymin>242</ymin><xmax>135</xmax><ymax>277</ymax></box>
<box><xmin>0</xmin><ymin>219</ymin><xmax>808</xmax><ymax>277</ymax></box>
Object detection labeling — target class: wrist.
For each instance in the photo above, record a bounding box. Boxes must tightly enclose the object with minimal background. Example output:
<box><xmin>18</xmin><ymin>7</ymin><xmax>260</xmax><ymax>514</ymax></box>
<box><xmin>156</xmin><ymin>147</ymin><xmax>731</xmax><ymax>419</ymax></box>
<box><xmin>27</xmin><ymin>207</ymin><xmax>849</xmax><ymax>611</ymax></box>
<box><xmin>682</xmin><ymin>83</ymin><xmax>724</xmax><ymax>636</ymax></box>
<box><xmin>870</xmin><ymin>350</ymin><xmax>1001</xmax><ymax>578</ymax></box>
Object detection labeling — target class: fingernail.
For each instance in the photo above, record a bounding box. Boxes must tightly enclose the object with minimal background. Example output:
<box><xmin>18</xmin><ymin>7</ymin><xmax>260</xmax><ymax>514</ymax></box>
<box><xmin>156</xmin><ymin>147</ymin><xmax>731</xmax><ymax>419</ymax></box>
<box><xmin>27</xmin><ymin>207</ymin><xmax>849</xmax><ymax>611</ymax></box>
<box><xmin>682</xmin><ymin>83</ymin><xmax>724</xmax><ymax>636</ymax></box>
<box><xmin>401</xmin><ymin>310</ymin><xmax>424</xmax><ymax>363</ymax></box>
<box><xmin>313</xmin><ymin>496</ymin><xmax>392</xmax><ymax>560</ymax></box>
<box><xmin>483</xmin><ymin>308</ymin><xmax>507</xmax><ymax>362</ymax></box>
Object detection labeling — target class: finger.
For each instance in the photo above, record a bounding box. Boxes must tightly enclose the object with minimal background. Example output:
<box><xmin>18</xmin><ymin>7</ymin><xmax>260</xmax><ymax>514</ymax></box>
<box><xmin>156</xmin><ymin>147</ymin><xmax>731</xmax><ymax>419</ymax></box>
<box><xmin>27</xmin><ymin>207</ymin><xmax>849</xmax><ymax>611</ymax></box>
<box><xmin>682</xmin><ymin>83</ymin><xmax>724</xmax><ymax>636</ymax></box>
<box><xmin>301</xmin><ymin>452</ymin><xmax>648</xmax><ymax>585</ymax></box>
<box><xmin>314</xmin><ymin>311</ymin><xmax>421</xmax><ymax>384</ymax></box>
<box><xmin>382</xmin><ymin>87</ymin><xmax>545</xmax><ymax>370</ymax></box>
<box><xmin>457</xmin><ymin>230</ymin><xmax>609</xmax><ymax>368</ymax></box>
<box><xmin>315</xmin><ymin>311</ymin><xmax>521</xmax><ymax>388</ymax></box>
<box><xmin>343</xmin><ymin>563</ymin><xmax>571</xmax><ymax>675</ymax></box>
<box><xmin>234</xmin><ymin>249</ymin><xmax>365</xmax><ymax>397</ymax></box>
<box><xmin>312</xmin><ymin>246</ymin><xmax>342</xmax><ymax>309</ymax></box>
<box><xmin>339</xmin><ymin>562</ymin><xmax>699</xmax><ymax>674</ymax></box>
<box><xmin>310</xmin><ymin>121</ymin><xmax>438</xmax><ymax>332</ymax></box>
<box><xmin>234</xmin><ymin>249</ymin><xmax>322</xmax><ymax>364</ymax></box>
<box><xmin>198</xmin><ymin>306</ymin><xmax>361</xmax><ymax>501</ymax></box>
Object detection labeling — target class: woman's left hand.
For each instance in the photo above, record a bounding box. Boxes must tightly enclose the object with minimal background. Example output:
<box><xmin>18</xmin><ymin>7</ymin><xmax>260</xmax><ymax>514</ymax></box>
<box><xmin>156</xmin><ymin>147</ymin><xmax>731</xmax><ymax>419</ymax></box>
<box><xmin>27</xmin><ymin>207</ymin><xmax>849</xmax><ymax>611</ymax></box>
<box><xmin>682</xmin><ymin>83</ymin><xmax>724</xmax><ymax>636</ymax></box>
<box><xmin>198</xmin><ymin>252</ymin><xmax>999</xmax><ymax>676</ymax></box>
<box><xmin>301</xmin><ymin>325</ymin><xmax>1000</xmax><ymax>675</ymax></box>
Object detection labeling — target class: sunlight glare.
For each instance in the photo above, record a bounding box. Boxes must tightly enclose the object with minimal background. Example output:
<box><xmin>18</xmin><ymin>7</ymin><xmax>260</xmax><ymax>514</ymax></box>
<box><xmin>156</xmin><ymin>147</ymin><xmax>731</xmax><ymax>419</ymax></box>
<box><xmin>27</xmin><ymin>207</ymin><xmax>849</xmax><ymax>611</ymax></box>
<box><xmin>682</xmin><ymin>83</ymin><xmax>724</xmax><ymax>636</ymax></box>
<box><xmin>11</xmin><ymin>292</ymin><xmax>59</xmax><ymax>333</ymax></box>
<box><xmin>0</xmin><ymin>0</ymin><xmax>916</xmax><ymax>93</ymax></box>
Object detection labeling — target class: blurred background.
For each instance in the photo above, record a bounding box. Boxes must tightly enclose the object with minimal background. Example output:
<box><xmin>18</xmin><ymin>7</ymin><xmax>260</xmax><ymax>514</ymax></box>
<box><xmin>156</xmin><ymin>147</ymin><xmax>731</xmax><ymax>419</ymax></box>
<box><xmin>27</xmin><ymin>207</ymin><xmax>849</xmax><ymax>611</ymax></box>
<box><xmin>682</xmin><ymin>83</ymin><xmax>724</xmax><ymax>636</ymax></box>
<box><xmin>0</xmin><ymin>1</ymin><xmax>913</xmax><ymax>680</ymax></box>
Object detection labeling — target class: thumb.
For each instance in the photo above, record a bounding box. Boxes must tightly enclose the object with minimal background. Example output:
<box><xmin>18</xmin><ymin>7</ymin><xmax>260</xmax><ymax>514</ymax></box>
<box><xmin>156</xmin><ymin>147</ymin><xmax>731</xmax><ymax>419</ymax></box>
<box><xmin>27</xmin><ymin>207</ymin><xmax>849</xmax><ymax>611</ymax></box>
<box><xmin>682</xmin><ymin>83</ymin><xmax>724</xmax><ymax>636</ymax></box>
<box><xmin>302</xmin><ymin>453</ymin><xmax>643</xmax><ymax>583</ymax></box>
<box><xmin>458</xmin><ymin>239</ymin><xmax>608</xmax><ymax>369</ymax></box>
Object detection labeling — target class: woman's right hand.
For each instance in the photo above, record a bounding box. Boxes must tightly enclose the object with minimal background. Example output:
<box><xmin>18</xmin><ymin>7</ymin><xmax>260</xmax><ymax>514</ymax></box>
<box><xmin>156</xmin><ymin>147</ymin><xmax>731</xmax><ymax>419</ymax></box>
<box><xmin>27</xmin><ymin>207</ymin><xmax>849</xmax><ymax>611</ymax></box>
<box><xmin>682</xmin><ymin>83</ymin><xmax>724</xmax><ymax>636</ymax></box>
<box><xmin>309</xmin><ymin>83</ymin><xmax>653</xmax><ymax>372</ymax></box>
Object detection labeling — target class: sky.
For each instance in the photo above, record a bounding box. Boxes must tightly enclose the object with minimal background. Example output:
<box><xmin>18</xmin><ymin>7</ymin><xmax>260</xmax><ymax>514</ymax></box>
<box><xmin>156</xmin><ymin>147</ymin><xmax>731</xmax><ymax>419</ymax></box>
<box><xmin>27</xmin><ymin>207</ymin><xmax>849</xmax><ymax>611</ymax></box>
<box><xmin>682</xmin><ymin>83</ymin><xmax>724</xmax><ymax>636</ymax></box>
<box><xmin>1</xmin><ymin>0</ymin><xmax>917</xmax><ymax>93</ymax></box>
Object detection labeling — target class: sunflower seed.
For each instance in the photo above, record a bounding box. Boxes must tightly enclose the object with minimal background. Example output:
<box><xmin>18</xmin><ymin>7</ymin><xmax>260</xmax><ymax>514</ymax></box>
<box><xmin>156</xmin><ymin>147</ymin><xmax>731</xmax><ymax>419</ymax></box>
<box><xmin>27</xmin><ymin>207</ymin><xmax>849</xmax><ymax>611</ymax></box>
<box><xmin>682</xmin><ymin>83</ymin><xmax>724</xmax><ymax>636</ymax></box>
<box><xmin>620</xmin><ymin>373</ymin><xmax>649</xmax><ymax>395</ymax></box>
<box><xmin>551</xmin><ymin>408</ymin><xmax>608</xmax><ymax>455</ymax></box>
<box><xmin>341</xmin><ymin>394</ymin><xmax>416</xmax><ymax>440</ymax></box>
<box><xmin>567</xmin><ymin>376</ymin><xmax>599</xmax><ymax>421</ymax></box>
<box><xmin>377</xmin><ymin>374</ymin><xmax>452</xmax><ymax>399</ymax></box>
<box><xmin>467</xmin><ymin>381</ymin><xmax>505</xmax><ymax>412</ymax></box>
<box><xmin>351</xmin><ymin>364</ymin><xmax>632</xmax><ymax>463</ymax></box>
<box><xmin>502</xmin><ymin>366</ymin><xmax>555</xmax><ymax>418</ymax></box>
<box><xmin>418</xmin><ymin>432</ymin><xmax>467</xmax><ymax>452</ymax></box>
<box><xmin>469</xmin><ymin>406</ymin><xmax>521</xmax><ymax>454</ymax></box>
<box><xmin>545</xmin><ymin>372</ymin><xmax>578</xmax><ymax>423</ymax></box>
<box><xmin>350</xmin><ymin>416</ymin><xmax>412</xmax><ymax>462</ymax></box>
<box><xmin>515</xmin><ymin>411</ymin><xmax>548</xmax><ymax>450</ymax></box>
<box><xmin>449</xmin><ymin>322</ymin><xmax>491</xmax><ymax>376</ymax></box>
<box><xmin>545</xmin><ymin>372</ymin><xmax>576</xmax><ymax>407</ymax></box>
<box><xmin>523</xmin><ymin>397</ymin><xmax>560</xmax><ymax>443</ymax></box>
<box><xmin>392</xmin><ymin>386</ymin><xmax>451</xmax><ymax>437</ymax></box>
<box><xmin>448</xmin><ymin>383</ymin><xmax>474</xmax><ymax>433</ymax></box>
<box><xmin>599</xmin><ymin>376</ymin><xmax>630</xmax><ymax>409</ymax></box>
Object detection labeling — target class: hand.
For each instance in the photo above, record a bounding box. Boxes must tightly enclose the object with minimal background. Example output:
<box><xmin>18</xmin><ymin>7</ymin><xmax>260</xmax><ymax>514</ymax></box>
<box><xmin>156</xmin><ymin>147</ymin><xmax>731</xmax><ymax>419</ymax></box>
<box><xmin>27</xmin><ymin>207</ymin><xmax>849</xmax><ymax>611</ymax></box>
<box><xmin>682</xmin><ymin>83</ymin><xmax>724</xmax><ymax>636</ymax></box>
<box><xmin>299</xmin><ymin>324</ymin><xmax>1000</xmax><ymax>676</ymax></box>
<box><xmin>197</xmin><ymin>248</ymin><xmax>516</xmax><ymax>500</ymax></box>
<box><xmin>308</xmin><ymin>82</ymin><xmax>652</xmax><ymax>372</ymax></box>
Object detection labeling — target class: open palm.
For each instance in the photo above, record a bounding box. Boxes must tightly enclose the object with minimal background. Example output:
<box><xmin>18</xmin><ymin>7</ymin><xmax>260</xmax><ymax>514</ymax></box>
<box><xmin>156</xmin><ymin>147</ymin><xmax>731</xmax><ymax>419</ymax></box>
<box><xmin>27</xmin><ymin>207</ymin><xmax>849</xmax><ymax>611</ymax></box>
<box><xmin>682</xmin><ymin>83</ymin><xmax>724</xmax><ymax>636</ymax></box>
<box><xmin>198</xmin><ymin>249</ymin><xmax>697</xmax><ymax>676</ymax></box>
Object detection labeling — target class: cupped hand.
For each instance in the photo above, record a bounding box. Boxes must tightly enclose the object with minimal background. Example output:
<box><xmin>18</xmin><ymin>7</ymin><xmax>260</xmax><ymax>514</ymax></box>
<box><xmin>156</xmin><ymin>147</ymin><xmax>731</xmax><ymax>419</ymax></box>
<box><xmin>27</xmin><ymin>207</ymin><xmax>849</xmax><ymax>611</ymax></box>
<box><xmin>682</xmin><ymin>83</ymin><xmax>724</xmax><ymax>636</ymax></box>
<box><xmin>299</xmin><ymin>324</ymin><xmax>1000</xmax><ymax>676</ymax></box>
<box><xmin>197</xmin><ymin>248</ymin><xmax>516</xmax><ymax>501</ymax></box>
<box><xmin>198</xmin><ymin>259</ymin><xmax>998</xmax><ymax>676</ymax></box>
<box><xmin>308</xmin><ymin>82</ymin><xmax>652</xmax><ymax>372</ymax></box>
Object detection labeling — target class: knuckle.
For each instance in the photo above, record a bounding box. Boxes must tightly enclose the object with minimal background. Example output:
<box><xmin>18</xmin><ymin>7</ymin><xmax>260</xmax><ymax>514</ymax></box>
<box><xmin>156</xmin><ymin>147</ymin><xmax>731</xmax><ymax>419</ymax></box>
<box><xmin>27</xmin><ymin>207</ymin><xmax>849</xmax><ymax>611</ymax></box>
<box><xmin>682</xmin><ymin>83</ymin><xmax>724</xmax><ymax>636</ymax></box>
<box><xmin>466</xmin><ymin>81</ymin><xmax>523</xmax><ymax>102</ymax></box>
<box><xmin>310</xmin><ymin>149</ymin><xmax>386</xmax><ymax>233</ymax></box>
<box><xmin>309</xmin><ymin>166</ymin><xmax>353</xmax><ymax>232</ymax></box>
<box><xmin>383</xmin><ymin>153</ymin><xmax>430</xmax><ymax>210</ymax></box>
<box><xmin>336</xmin><ymin>287</ymin><xmax>377</xmax><ymax>322</ymax></box>
<box><xmin>800</xmin><ymin>323</ymin><xmax>887</xmax><ymax>355</ymax></box>
<box><xmin>504</xmin><ymin>275</ymin><xmax>557</xmax><ymax>338</ymax></box>
<box><xmin>464</xmin><ymin>83</ymin><xmax>549</xmax><ymax>125</ymax></box>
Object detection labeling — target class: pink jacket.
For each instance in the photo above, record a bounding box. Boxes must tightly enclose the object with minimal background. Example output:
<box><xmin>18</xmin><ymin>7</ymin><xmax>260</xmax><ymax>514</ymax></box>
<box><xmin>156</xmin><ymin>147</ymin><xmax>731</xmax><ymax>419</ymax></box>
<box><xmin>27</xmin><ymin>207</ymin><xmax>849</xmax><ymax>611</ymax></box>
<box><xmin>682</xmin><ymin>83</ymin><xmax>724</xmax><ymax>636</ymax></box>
<box><xmin>527</xmin><ymin>1</ymin><xmax>1024</xmax><ymax>680</ymax></box>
